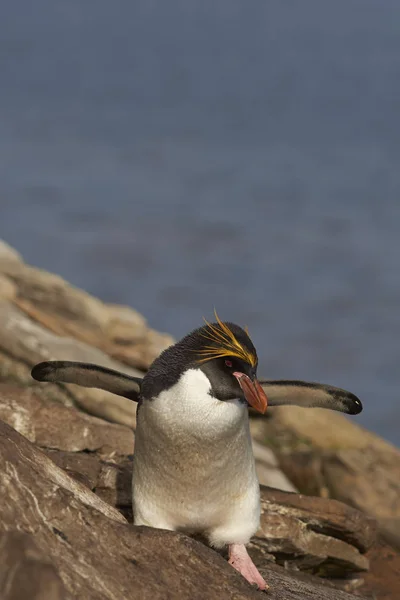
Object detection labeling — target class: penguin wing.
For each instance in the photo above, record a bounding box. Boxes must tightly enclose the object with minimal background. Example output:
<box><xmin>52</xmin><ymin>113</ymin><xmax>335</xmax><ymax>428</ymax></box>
<box><xmin>258</xmin><ymin>380</ymin><xmax>362</xmax><ymax>415</ymax></box>
<box><xmin>31</xmin><ymin>361</ymin><xmax>142</xmax><ymax>402</ymax></box>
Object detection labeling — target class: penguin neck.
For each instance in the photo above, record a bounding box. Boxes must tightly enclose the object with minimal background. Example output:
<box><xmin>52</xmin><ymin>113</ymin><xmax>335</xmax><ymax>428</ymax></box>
<box><xmin>141</xmin><ymin>369</ymin><xmax>247</xmax><ymax>440</ymax></box>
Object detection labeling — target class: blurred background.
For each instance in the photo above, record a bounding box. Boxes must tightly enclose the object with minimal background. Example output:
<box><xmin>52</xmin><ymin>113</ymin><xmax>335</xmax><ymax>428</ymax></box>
<box><xmin>0</xmin><ymin>1</ymin><xmax>399</xmax><ymax>444</ymax></box>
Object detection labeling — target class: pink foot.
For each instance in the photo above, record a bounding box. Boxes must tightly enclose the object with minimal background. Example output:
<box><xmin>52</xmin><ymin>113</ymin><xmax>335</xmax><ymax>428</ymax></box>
<box><xmin>228</xmin><ymin>544</ymin><xmax>269</xmax><ymax>591</ymax></box>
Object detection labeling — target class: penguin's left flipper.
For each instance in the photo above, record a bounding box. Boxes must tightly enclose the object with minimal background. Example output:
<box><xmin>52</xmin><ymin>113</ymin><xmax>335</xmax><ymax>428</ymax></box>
<box><xmin>258</xmin><ymin>380</ymin><xmax>362</xmax><ymax>415</ymax></box>
<box><xmin>31</xmin><ymin>361</ymin><xmax>142</xmax><ymax>402</ymax></box>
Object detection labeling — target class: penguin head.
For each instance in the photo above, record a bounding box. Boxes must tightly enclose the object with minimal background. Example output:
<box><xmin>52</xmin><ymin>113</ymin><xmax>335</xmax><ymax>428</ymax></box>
<box><xmin>196</xmin><ymin>318</ymin><xmax>267</xmax><ymax>413</ymax></box>
<box><xmin>199</xmin><ymin>354</ymin><xmax>267</xmax><ymax>412</ymax></box>
<box><xmin>142</xmin><ymin>313</ymin><xmax>268</xmax><ymax>412</ymax></box>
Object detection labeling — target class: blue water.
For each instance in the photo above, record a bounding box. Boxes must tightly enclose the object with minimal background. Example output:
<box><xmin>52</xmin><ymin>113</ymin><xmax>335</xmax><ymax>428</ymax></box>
<box><xmin>1</xmin><ymin>1</ymin><xmax>399</xmax><ymax>445</ymax></box>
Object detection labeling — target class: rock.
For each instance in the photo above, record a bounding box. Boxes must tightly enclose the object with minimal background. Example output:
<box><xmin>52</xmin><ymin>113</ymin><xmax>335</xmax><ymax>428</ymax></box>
<box><xmin>0</xmin><ymin>385</ymin><xmax>301</xmax><ymax>519</ymax></box>
<box><xmin>0</xmin><ymin>419</ymin><xmax>127</xmax><ymax>525</ymax></box>
<box><xmin>45</xmin><ymin>450</ymin><xmax>133</xmax><ymax>510</ymax></box>
<box><xmin>32</xmin><ymin>443</ymin><xmax>375</xmax><ymax>579</ymax></box>
<box><xmin>255</xmin><ymin>513</ymin><xmax>368</xmax><ymax>574</ymax></box>
<box><xmin>0</xmin><ymin>301</ymin><xmax>140</xmax><ymax>426</ymax></box>
<box><xmin>0</xmin><ymin>238</ymin><xmax>398</xmax><ymax>599</ymax></box>
<box><xmin>252</xmin><ymin>440</ymin><xmax>298</xmax><ymax>492</ymax></box>
<box><xmin>322</xmin><ymin>447</ymin><xmax>400</xmax><ymax>521</ymax></box>
<box><xmin>251</xmin><ymin>407</ymin><xmax>400</xmax><ymax>536</ymax></box>
<box><xmin>0</xmin><ymin>239</ymin><xmax>23</xmax><ymax>264</ymax></box>
<box><xmin>0</xmin><ymin>261</ymin><xmax>109</xmax><ymax>333</ymax></box>
<box><xmin>0</xmin><ymin>385</ymin><xmax>134</xmax><ymax>456</ymax></box>
<box><xmin>0</xmin><ymin>418</ymin><xmax>365</xmax><ymax>600</ymax></box>
<box><xmin>258</xmin><ymin>488</ymin><xmax>376</xmax><ymax>554</ymax></box>
<box><xmin>0</xmin><ymin>274</ymin><xmax>17</xmax><ymax>300</ymax></box>
<box><xmin>105</xmin><ymin>304</ymin><xmax>174</xmax><ymax>369</ymax></box>
<box><xmin>358</xmin><ymin>538</ymin><xmax>400</xmax><ymax>600</ymax></box>
<box><xmin>1</xmin><ymin>267</ymin><xmax>110</xmax><ymax>355</ymax></box>
<box><xmin>105</xmin><ymin>303</ymin><xmax>148</xmax><ymax>341</ymax></box>
<box><xmin>109</xmin><ymin>330</ymin><xmax>173</xmax><ymax>371</ymax></box>
<box><xmin>0</xmin><ymin>256</ymin><xmax>174</xmax><ymax>372</ymax></box>
<box><xmin>0</xmin><ymin>347</ymin><xmax>33</xmax><ymax>387</ymax></box>
<box><xmin>0</xmin><ymin>385</ymin><xmax>373</xmax><ymax>579</ymax></box>
<box><xmin>246</xmin><ymin>563</ymin><xmax>363</xmax><ymax>600</ymax></box>
<box><xmin>252</xmin><ymin>488</ymin><xmax>376</xmax><ymax>576</ymax></box>
<box><xmin>251</xmin><ymin>406</ymin><xmax>398</xmax><ymax>455</ymax></box>
<box><xmin>2</xmin><ymin>417</ymin><xmax>348</xmax><ymax>600</ymax></box>
<box><xmin>379</xmin><ymin>517</ymin><xmax>400</xmax><ymax>551</ymax></box>
<box><xmin>0</xmin><ymin>531</ymin><xmax>66</xmax><ymax>600</ymax></box>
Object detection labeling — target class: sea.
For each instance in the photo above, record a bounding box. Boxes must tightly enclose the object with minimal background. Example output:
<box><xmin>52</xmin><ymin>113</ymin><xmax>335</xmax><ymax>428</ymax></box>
<box><xmin>1</xmin><ymin>1</ymin><xmax>399</xmax><ymax>445</ymax></box>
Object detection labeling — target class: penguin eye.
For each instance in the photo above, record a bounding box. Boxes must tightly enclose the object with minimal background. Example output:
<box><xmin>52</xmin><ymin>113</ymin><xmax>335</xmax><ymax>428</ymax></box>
<box><xmin>225</xmin><ymin>360</ymin><xmax>233</xmax><ymax>368</ymax></box>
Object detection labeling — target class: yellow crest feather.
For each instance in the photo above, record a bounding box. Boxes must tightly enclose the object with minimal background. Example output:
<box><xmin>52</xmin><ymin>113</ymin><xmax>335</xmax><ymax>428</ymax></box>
<box><xmin>196</xmin><ymin>310</ymin><xmax>257</xmax><ymax>367</ymax></box>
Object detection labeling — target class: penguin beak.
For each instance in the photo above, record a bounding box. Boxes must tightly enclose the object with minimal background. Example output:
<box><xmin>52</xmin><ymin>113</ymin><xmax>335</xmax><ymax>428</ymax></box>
<box><xmin>233</xmin><ymin>372</ymin><xmax>268</xmax><ymax>414</ymax></box>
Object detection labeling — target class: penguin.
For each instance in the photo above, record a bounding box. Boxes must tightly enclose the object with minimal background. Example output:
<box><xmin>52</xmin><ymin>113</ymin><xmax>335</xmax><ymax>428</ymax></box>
<box><xmin>32</xmin><ymin>314</ymin><xmax>362</xmax><ymax>591</ymax></box>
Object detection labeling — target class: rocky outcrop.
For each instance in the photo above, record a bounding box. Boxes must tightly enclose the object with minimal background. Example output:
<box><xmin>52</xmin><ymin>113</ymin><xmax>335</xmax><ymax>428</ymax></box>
<box><xmin>0</xmin><ymin>386</ymin><xmax>375</xmax><ymax>580</ymax></box>
<box><xmin>1</xmin><ymin>239</ymin><xmax>400</xmax><ymax>599</ymax></box>
<box><xmin>0</xmin><ymin>240</ymin><xmax>173</xmax><ymax>370</ymax></box>
<box><xmin>1</xmin><ymin>419</ymin><xmax>367</xmax><ymax>600</ymax></box>
<box><xmin>0</xmin><ymin>384</ymin><xmax>134</xmax><ymax>456</ymax></box>
<box><xmin>250</xmin><ymin>406</ymin><xmax>400</xmax><ymax>550</ymax></box>
<box><xmin>360</xmin><ymin>539</ymin><xmax>400</xmax><ymax>600</ymax></box>
<box><xmin>0</xmin><ymin>531</ymin><xmax>66</xmax><ymax>600</ymax></box>
<box><xmin>256</xmin><ymin>488</ymin><xmax>374</xmax><ymax>573</ymax></box>
<box><xmin>0</xmin><ymin>240</ymin><xmax>173</xmax><ymax>427</ymax></box>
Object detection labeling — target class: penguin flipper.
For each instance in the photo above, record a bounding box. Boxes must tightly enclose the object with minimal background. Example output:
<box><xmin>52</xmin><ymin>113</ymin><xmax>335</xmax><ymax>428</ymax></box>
<box><xmin>258</xmin><ymin>380</ymin><xmax>362</xmax><ymax>415</ymax></box>
<box><xmin>31</xmin><ymin>361</ymin><xmax>142</xmax><ymax>402</ymax></box>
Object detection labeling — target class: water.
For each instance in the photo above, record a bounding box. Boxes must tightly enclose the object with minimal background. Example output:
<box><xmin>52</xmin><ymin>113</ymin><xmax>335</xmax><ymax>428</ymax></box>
<box><xmin>1</xmin><ymin>1</ymin><xmax>399</xmax><ymax>445</ymax></box>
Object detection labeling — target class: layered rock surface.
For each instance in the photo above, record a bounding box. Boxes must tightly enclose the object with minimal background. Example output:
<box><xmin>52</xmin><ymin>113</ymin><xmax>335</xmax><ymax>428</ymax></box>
<box><xmin>0</xmin><ymin>418</ymin><xmax>373</xmax><ymax>600</ymax></box>
<box><xmin>0</xmin><ymin>383</ymin><xmax>389</xmax><ymax>599</ymax></box>
<box><xmin>250</xmin><ymin>407</ymin><xmax>400</xmax><ymax>550</ymax></box>
<box><xmin>0</xmin><ymin>239</ymin><xmax>399</xmax><ymax>599</ymax></box>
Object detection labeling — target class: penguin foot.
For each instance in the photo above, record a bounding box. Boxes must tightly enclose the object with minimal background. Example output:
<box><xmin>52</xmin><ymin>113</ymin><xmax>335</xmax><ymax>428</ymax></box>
<box><xmin>228</xmin><ymin>544</ymin><xmax>269</xmax><ymax>591</ymax></box>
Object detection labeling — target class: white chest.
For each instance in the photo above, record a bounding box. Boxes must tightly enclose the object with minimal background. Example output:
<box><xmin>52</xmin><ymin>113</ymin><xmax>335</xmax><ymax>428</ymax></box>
<box><xmin>132</xmin><ymin>369</ymin><xmax>260</xmax><ymax>537</ymax></box>
<box><xmin>142</xmin><ymin>368</ymin><xmax>246</xmax><ymax>438</ymax></box>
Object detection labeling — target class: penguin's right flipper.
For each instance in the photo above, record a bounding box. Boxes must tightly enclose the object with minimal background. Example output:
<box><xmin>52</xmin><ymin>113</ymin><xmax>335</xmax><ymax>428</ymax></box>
<box><xmin>31</xmin><ymin>361</ymin><xmax>142</xmax><ymax>402</ymax></box>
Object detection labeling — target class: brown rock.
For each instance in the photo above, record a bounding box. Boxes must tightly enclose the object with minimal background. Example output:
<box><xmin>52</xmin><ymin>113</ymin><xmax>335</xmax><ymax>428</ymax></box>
<box><xmin>44</xmin><ymin>448</ymin><xmax>104</xmax><ymax>488</ymax></box>
<box><xmin>359</xmin><ymin>538</ymin><xmax>400</xmax><ymax>600</ymax></box>
<box><xmin>252</xmin><ymin>407</ymin><xmax>400</xmax><ymax>534</ymax></box>
<box><xmin>0</xmin><ymin>531</ymin><xmax>66</xmax><ymax>600</ymax></box>
<box><xmin>0</xmin><ymin>239</ymin><xmax>395</xmax><ymax>598</ymax></box>
<box><xmin>252</xmin><ymin>487</ymin><xmax>374</xmax><ymax>576</ymax></box>
<box><xmin>252</xmin><ymin>406</ymin><xmax>398</xmax><ymax>454</ymax></box>
<box><xmin>36</xmin><ymin>444</ymin><xmax>374</xmax><ymax>578</ymax></box>
<box><xmin>322</xmin><ymin>447</ymin><xmax>400</xmax><ymax>521</ymax></box>
<box><xmin>108</xmin><ymin>330</ymin><xmax>174</xmax><ymax>371</ymax></box>
<box><xmin>0</xmin><ymin>419</ymin><xmax>127</xmax><ymax>524</ymax></box>
<box><xmin>0</xmin><ymin>416</ymin><xmax>364</xmax><ymax>600</ymax></box>
<box><xmin>105</xmin><ymin>303</ymin><xmax>149</xmax><ymax>342</ymax></box>
<box><xmin>0</xmin><ymin>419</ymin><xmax>258</xmax><ymax>600</ymax></box>
<box><xmin>0</xmin><ymin>301</ymin><xmax>139</xmax><ymax>426</ymax></box>
<box><xmin>1</xmin><ymin>261</ymin><xmax>109</xmax><ymax>334</ymax></box>
<box><xmin>105</xmin><ymin>303</ymin><xmax>174</xmax><ymax>367</ymax></box>
<box><xmin>0</xmin><ymin>256</ymin><xmax>173</xmax><ymax>371</ymax></box>
<box><xmin>277</xmin><ymin>450</ymin><xmax>328</xmax><ymax>498</ymax></box>
<box><xmin>379</xmin><ymin>517</ymin><xmax>400</xmax><ymax>551</ymax></box>
<box><xmin>252</xmin><ymin>440</ymin><xmax>298</xmax><ymax>492</ymax></box>
<box><xmin>0</xmin><ymin>384</ymin><xmax>134</xmax><ymax>456</ymax></box>
<box><xmin>259</xmin><ymin>487</ymin><xmax>377</xmax><ymax>554</ymax></box>
<box><xmin>0</xmin><ymin>347</ymin><xmax>34</xmax><ymax>387</ymax></box>
<box><xmin>0</xmin><ymin>274</ymin><xmax>17</xmax><ymax>300</ymax></box>
<box><xmin>0</xmin><ymin>239</ymin><xmax>23</xmax><ymax>264</ymax></box>
<box><xmin>43</xmin><ymin>449</ymin><xmax>133</xmax><ymax>515</ymax></box>
<box><xmin>248</xmin><ymin>563</ymin><xmax>363</xmax><ymax>600</ymax></box>
<box><xmin>256</xmin><ymin>512</ymin><xmax>368</xmax><ymax>574</ymax></box>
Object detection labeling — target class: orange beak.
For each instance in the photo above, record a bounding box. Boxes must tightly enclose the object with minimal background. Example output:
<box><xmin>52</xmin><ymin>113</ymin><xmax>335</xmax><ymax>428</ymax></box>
<box><xmin>233</xmin><ymin>372</ymin><xmax>268</xmax><ymax>414</ymax></box>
